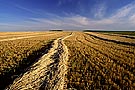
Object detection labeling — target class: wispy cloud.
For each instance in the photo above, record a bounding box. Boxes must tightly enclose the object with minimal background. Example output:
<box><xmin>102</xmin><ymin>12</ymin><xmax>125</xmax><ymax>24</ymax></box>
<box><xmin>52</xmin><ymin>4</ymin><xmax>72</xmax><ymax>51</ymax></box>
<box><xmin>15</xmin><ymin>4</ymin><xmax>37</xmax><ymax>14</ymax></box>
<box><xmin>111</xmin><ymin>2</ymin><xmax>135</xmax><ymax>19</ymax></box>
<box><xmin>92</xmin><ymin>3</ymin><xmax>106</xmax><ymax>19</ymax></box>
<box><xmin>14</xmin><ymin>3</ymin><xmax>60</xmax><ymax>18</ymax></box>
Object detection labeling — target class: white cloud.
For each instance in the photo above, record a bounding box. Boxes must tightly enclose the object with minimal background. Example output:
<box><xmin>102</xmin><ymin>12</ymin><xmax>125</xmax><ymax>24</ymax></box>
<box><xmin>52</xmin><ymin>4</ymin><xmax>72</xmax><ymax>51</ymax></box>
<box><xmin>64</xmin><ymin>15</ymin><xmax>89</xmax><ymax>25</ymax></box>
<box><xmin>129</xmin><ymin>14</ymin><xmax>135</xmax><ymax>24</ymax></box>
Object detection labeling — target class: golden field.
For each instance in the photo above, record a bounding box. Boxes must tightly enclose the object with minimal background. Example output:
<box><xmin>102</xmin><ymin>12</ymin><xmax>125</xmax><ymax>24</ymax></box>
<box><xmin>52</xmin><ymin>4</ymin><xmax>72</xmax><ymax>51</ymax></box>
<box><xmin>0</xmin><ymin>31</ymin><xmax>134</xmax><ymax>90</ymax></box>
<box><xmin>64</xmin><ymin>32</ymin><xmax>135</xmax><ymax>90</ymax></box>
<box><xmin>0</xmin><ymin>31</ymin><xmax>70</xmax><ymax>89</ymax></box>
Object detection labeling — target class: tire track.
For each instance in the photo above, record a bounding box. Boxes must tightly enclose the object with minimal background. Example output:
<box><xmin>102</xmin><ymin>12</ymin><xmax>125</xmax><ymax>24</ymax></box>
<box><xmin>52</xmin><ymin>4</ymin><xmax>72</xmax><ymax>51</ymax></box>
<box><xmin>6</xmin><ymin>34</ymin><xmax>72</xmax><ymax>90</ymax></box>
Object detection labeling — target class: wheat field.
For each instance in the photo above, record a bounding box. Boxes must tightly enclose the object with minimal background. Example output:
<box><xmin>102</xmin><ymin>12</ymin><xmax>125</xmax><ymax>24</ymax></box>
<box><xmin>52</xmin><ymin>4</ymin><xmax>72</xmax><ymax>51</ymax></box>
<box><xmin>0</xmin><ymin>31</ymin><xmax>135</xmax><ymax>90</ymax></box>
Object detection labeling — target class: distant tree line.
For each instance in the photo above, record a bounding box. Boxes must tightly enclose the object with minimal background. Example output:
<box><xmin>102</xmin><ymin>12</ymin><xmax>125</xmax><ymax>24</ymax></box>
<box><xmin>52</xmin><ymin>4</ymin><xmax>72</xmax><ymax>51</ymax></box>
<box><xmin>49</xmin><ymin>30</ymin><xmax>63</xmax><ymax>31</ymax></box>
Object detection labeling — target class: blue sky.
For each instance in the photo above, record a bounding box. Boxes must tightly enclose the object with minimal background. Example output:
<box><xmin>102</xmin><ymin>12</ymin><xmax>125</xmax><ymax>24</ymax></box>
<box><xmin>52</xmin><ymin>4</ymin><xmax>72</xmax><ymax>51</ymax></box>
<box><xmin>0</xmin><ymin>0</ymin><xmax>135</xmax><ymax>31</ymax></box>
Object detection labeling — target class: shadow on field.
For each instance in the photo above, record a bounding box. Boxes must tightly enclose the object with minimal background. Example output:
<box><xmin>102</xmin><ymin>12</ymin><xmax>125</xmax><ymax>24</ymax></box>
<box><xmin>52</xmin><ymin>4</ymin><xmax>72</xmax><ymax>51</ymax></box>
<box><xmin>0</xmin><ymin>40</ymin><xmax>54</xmax><ymax>90</ymax></box>
<box><xmin>120</xmin><ymin>35</ymin><xmax>135</xmax><ymax>39</ymax></box>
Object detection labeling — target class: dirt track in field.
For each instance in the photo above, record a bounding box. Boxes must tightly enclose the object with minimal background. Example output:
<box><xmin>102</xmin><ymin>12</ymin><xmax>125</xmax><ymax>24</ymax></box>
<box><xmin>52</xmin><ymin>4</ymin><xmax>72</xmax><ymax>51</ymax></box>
<box><xmin>6</xmin><ymin>34</ymin><xmax>72</xmax><ymax>90</ymax></box>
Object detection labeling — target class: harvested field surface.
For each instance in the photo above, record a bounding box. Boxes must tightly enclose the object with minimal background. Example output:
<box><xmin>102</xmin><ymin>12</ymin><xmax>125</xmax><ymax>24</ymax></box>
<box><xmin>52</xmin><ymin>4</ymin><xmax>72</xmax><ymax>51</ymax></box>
<box><xmin>0</xmin><ymin>32</ymin><xmax>55</xmax><ymax>40</ymax></box>
<box><xmin>0</xmin><ymin>31</ymin><xmax>135</xmax><ymax>90</ymax></box>
<box><xmin>64</xmin><ymin>32</ymin><xmax>135</xmax><ymax>90</ymax></box>
<box><xmin>0</xmin><ymin>31</ymin><xmax>70</xmax><ymax>89</ymax></box>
